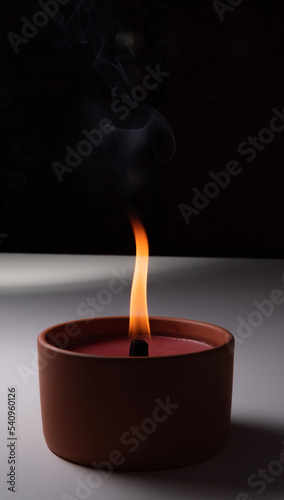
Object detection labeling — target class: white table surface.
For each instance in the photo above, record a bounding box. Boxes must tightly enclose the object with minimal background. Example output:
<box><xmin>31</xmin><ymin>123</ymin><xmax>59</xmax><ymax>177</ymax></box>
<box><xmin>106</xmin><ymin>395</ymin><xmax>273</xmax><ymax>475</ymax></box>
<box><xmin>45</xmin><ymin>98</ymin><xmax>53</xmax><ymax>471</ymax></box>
<box><xmin>0</xmin><ymin>254</ymin><xmax>284</xmax><ymax>500</ymax></box>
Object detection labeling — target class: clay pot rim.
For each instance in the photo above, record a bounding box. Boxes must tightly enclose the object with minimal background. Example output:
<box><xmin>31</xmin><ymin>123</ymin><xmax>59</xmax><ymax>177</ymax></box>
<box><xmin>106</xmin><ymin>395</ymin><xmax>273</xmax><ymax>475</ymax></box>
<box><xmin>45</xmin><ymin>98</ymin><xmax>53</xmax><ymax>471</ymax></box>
<box><xmin>38</xmin><ymin>316</ymin><xmax>234</xmax><ymax>360</ymax></box>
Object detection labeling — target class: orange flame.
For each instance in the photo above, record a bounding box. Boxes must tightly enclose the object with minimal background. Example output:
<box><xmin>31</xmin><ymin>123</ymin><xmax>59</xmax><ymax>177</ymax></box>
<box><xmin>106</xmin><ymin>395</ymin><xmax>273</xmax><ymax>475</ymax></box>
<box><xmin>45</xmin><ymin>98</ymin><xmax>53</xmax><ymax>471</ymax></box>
<box><xmin>129</xmin><ymin>217</ymin><xmax>151</xmax><ymax>338</ymax></box>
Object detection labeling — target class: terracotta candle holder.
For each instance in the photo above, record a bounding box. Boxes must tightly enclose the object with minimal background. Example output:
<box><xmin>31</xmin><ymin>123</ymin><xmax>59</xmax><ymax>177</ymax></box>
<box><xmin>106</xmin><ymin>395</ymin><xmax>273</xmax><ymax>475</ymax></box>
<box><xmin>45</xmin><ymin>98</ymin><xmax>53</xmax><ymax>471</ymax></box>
<box><xmin>37</xmin><ymin>316</ymin><xmax>234</xmax><ymax>470</ymax></box>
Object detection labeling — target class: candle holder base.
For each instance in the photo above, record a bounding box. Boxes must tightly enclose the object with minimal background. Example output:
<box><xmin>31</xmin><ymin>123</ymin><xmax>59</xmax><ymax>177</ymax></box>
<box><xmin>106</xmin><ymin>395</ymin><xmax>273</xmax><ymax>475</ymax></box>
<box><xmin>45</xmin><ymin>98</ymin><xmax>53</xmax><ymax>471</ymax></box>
<box><xmin>37</xmin><ymin>316</ymin><xmax>235</xmax><ymax>470</ymax></box>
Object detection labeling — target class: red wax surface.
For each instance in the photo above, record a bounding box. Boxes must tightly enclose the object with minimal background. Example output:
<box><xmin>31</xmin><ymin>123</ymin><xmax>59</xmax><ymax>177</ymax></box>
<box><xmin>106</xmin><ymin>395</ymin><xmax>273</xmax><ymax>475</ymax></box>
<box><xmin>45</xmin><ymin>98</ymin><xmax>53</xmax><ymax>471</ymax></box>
<box><xmin>67</xmin><ymin>335</ymin><xmax>213</xmax><ymax>357</ymax></box>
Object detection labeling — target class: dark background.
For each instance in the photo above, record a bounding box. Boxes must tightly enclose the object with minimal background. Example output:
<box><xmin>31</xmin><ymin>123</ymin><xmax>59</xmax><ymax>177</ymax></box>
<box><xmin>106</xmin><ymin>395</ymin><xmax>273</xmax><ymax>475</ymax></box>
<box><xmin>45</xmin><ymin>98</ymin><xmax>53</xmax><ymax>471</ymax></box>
<box><xmin>1</xmin><ymin>0</ymin><xmax>284</xmax><ymax>257</ymax></box>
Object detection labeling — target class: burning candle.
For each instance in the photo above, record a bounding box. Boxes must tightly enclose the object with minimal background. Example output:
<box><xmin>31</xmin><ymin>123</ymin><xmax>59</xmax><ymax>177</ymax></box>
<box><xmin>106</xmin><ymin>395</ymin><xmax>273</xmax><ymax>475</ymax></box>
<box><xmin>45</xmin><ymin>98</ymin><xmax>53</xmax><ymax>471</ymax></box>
<box><xmin>37</xmin><ymin>217</ymin><xmax>235</xmax><ymax>470</ymax></box>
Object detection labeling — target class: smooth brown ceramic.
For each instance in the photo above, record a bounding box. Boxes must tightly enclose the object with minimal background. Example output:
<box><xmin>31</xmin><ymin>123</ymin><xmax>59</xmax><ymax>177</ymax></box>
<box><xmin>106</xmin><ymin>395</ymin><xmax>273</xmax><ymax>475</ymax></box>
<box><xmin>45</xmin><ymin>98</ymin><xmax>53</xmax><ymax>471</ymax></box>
<box><xmin>37</xmin><ymin>316</ymin><xmax>234</xmax><ymax>470</ymax></box>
